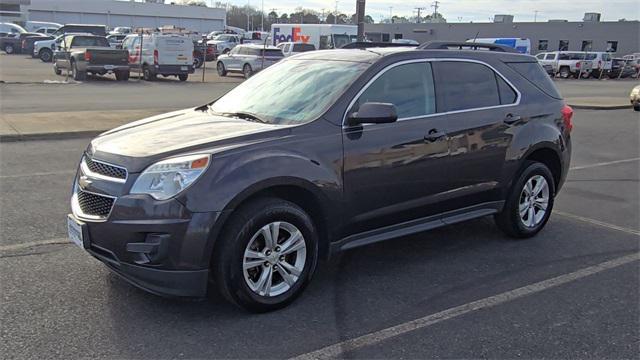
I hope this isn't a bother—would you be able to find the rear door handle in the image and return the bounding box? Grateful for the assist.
[424,129,448,142]
[504,113,522,125]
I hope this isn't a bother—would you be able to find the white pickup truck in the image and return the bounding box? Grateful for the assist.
[535,51,594,78]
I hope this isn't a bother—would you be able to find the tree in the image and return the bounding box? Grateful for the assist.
[350,13,375,24]
[176,0,207,6]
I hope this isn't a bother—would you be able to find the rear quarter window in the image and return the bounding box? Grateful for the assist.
[432,61,502,112]
[506,62,562,100]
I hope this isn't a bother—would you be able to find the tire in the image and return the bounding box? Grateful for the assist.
[243,64,253,79]
[5,44,14,54]
[115,70,130,81]
[39,49,52,62]
[559,67,570,79]
[633,102,640,112]
[142,65,156,81]
[212,197,319,313]
[53,63,61,75]
[216,62,227,76]
[580,70,591,79]
[178,74,188,82]
[494,161,556,239]
[193,55,203,69]
[71,61,86,81]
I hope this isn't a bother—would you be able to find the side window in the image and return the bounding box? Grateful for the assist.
[496,76,517,105]
[545,53,555,60]
[230,47,239,55]
[535,53,545,60]
[433,61,501,112]
[352,62,436,119]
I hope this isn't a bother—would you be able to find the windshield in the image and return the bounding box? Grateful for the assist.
[213,35,234,42]
[210,59,369,125]
[333,34,353,49]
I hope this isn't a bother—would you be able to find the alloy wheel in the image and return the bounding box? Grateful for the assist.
[242,221,306,297]
[519,175,549,228]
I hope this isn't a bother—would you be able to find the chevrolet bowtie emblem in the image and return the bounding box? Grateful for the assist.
[78,175,93,189]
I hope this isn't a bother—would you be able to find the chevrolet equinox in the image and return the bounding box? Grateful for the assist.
[68,42,573,312]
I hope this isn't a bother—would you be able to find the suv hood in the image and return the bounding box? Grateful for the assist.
[91,108,287,160]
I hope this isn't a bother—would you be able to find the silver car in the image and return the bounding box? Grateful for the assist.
[216,44,284,79]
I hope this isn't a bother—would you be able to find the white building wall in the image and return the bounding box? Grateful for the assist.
[25,0,225,33]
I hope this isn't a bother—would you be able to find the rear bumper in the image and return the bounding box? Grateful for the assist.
[83,64,130,73]
[153,64,195,75]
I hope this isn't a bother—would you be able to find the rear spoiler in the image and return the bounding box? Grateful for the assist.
[417,41,519,53]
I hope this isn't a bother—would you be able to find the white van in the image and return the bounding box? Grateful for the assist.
[468,38,531,54]
[122,33,194,81]
[272,24,357,50]
[25,21,61,32]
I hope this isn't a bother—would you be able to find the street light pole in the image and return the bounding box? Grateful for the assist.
[261,0,264,31]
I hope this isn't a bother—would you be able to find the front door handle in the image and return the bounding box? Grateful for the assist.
[424,129,447,142]
[504,113,522,125]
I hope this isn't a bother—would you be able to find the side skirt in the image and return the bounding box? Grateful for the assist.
[330,201,505,253]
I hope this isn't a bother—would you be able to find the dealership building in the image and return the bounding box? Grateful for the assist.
[365,14,640,56]
[1,0,226,33]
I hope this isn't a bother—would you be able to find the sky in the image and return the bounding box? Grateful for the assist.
[211,0,640,23]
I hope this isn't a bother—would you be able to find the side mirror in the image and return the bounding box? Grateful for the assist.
[347,102,398,126]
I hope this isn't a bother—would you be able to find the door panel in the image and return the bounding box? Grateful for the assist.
[342,61,453,235]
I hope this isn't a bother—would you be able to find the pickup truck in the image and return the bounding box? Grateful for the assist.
[535,51,593,78]
[53,34,130,81]
[0,32,45,54]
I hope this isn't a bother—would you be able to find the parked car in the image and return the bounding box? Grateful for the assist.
[35,27,59,35]
[68,43,572,312]
[536,51,593,78]
[0,32,45,54]
[109,27,132,36]
[193,40,216,68]
[53,34,130,81]
[106,34,127,49]
[276,42,316,57]
[51,24,107,37]
[631,85,640,111]
[207,34,241,55]
[25,21,61,32]
[22,34,54,57]
[0,22,26,36]
[216,44,284,79]
[122,33,194,81]
[608,58,637,79]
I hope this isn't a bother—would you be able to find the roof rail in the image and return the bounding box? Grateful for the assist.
[417,41,519,53]
[341,41,417,49]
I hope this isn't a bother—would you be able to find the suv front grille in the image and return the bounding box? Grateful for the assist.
[76,188,115,217]
[84,157,127,180]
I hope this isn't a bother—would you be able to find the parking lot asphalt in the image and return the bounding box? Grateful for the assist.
[1,109,638,359]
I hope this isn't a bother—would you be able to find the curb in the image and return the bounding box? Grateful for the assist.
[567,104,632,110]
[0,130,103,142]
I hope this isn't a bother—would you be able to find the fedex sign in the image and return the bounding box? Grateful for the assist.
[273,27,311,45]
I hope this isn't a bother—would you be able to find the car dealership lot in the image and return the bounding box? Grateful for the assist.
[1,107,638,358]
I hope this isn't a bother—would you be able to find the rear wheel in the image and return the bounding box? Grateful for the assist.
[115,70,130,81]
[559,67,570,79]
[212,197,318,313]
[243,64,253,79]
[39,49,52,62]
[5,44,14,54]
[495,161,555,239]
[178,74,188,82]
[142,65,156,81]
[71,61,86,81]
[216,62,227,76]
[633,101,640,111]
[193,55,203,69]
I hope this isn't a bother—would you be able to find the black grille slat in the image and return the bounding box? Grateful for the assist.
[85,157,127,180]
[77,189,114,217]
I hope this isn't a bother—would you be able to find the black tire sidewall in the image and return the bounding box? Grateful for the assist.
[216,62,226,76]
[40,49,52,62]
[243,64,252,79]
[506,162,556,237]
[216,198,318,312]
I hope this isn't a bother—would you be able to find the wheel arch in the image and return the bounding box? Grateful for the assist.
[522,145,563,190]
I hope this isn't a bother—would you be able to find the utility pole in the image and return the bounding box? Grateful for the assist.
[356,0,366,41]
[534,10,539,22]
[389,6,393,23]
[334,0,338,24]
[261,0,264,31]
[414,7,426,23]
[431,0,440,18]
[246,0,250,31]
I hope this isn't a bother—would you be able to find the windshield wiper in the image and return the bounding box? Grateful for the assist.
[221,111,269,123]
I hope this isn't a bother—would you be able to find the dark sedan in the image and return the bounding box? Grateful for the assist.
[22,34,54,57]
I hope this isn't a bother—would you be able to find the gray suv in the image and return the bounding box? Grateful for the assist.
[68,42,572,312]
[216,44,284,79]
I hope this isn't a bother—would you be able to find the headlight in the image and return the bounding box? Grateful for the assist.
[130,154,210,200]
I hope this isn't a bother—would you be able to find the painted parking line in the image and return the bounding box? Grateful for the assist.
[0,238,69,252]
[570,157,640,171]
[290,252,640,360]
[554,210,639,236]
[0,170,76,179]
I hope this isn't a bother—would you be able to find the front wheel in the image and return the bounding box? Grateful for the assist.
[495,161,555,239]
[216,62,227,76]
[4,44,14,54]
[243,64,253,79]
[39,49,52,62]
[212,197,318,313]
[178,74,188,82]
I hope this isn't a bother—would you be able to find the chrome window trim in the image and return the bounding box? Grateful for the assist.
[71,182,116,223]
[342,58,522,127]
[81,156,128,184]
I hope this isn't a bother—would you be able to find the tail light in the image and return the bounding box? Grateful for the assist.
[206,46,214,55]
[84,51,91,61]
[561,105,574,133]
[153,49,159,65]
[576,62,581,68]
